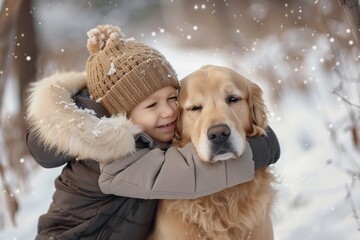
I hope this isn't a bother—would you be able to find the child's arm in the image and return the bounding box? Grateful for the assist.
[248,126,281,169]
[26,129,73,168]
[98,128,280,200]
[27,122,280,199]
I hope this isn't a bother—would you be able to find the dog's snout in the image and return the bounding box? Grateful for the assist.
[207,124,231,144]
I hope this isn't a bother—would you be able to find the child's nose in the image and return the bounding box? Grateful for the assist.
[161,103,175,117]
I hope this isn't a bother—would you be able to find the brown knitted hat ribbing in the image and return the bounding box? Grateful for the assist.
[86,25,179,116]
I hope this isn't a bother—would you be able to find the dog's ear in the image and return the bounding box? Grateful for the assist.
[248,82,268,136]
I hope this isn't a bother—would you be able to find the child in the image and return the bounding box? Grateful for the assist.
[26,25,280,240]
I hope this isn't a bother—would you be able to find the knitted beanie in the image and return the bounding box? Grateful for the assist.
[86,24,180,116]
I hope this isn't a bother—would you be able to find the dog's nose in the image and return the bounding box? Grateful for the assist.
[207,124,231,144]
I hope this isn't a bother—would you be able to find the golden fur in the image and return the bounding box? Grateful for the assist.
[149,65,276,240]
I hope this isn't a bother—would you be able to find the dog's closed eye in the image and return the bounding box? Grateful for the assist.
[186,105,203,111]
[226,95,242,104]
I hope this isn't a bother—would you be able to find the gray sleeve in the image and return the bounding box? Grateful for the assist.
[26,129,73,168]
[98,142,255,200]
[247,126,281,169]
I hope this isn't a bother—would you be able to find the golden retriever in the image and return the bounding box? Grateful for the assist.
[149,65,276,240]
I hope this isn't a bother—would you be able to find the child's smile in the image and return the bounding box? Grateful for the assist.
[156,119,177,132]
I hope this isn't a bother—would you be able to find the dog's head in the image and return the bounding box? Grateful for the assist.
[174,65,268,162]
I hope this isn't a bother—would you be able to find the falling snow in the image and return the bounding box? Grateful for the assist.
[1,1,360,240]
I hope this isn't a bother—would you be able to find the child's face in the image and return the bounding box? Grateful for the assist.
[129,86,178,143]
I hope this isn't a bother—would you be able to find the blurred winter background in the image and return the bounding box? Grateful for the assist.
[0,0,360,239]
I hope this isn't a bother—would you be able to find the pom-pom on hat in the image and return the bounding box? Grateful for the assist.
[86,24,179,116]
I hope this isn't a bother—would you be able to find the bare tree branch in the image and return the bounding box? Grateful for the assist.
[345,184,360,232]
[338,0,360,43]
[0,0,23,109]
[332,90,360,108]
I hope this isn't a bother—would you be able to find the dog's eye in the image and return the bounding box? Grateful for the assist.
[187,105,203,111]
[227,95,241,104]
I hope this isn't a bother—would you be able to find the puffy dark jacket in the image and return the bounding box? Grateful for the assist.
[33,159,157,240]
[27,89,158,240]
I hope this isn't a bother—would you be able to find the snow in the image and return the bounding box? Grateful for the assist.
[107,62,116,76]
[0,166,61,240]
[1,1,360,240]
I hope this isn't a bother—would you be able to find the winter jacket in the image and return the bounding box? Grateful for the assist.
[26,71,281,240]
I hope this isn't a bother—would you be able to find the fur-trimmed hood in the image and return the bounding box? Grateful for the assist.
[26,71,141,163]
